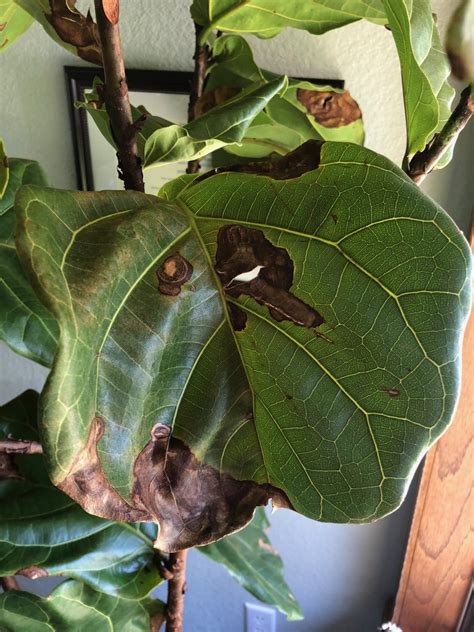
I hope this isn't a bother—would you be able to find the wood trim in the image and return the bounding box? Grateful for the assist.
[392,227,474,631]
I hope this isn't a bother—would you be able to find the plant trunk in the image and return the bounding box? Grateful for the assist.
[94,0,144,191]
[186,23,209,174]
[165,550,188,632]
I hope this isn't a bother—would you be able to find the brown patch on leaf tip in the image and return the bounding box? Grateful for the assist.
[46,1,101,65]
[17,566,48,580]
[58,421,292,551]
[57,416,151,523]
[195,86,241,118]
[215,225,324,329]
[157,254,193,296]
[297,88,362,128]
[131,423,290,552]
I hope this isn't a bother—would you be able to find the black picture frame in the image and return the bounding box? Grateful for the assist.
[65,66,345,191]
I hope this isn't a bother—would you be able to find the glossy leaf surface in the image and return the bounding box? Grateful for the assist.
[383,0,455,159]
[0,0,32,52]
[191,0,386,41]
[0,158,58,366]
[0,391,163,599]
[200,508,302,620]
[0,580,164,632]
[144,77,287,167]
[16,142,471,552]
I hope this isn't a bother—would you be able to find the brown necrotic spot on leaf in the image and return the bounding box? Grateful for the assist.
[199,140,322,183]
[215,225,324,329]
[57,416,151,523]
[297,88,362,128]
[17,566,49,580]
[131,423,290,552]
[228,302,247,331]
[47,0,101,65]
[157,254,193,296]
[57,421,291,550]
[382,387,400,397]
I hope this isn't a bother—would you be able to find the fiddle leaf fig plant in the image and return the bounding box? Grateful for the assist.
[0,0,472,630]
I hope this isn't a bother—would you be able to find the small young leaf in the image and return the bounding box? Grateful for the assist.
[0,391,163,599]
[200,508,303,621]
[0,158,59,367]
[15,142,471,552]
[0,580,164,631]
[0,1,33,52]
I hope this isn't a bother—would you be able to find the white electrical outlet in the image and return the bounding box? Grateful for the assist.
[245,603,276,632]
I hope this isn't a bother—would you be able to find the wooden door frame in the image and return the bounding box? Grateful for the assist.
[392,223,473,631]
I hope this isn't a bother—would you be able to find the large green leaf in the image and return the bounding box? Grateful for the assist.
[0,157,58,367]
[15,141,471,553]
[204,35,364,159]
[383,0,455,160]
[200,508,302,620]
[191,0,386,42]
[0,0,32,52]
[144,76,287,167]
[0,580,164,631]
[0,391,163,599]
[14,0,101,64]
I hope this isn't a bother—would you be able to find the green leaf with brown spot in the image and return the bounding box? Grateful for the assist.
[0,580,164,632]
[200,508,302,620]
[0,0,33,52]
[15,141,471,552]
[204,35,364,159]
[0,391,164,599]
[0,157,58,366]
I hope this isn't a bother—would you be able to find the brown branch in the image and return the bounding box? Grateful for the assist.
[408,85,474,185]
[0,576,19,591]
[165,550,188,632]
[186,23,210,174]
[94,0,144,191]
[0,439,43,455]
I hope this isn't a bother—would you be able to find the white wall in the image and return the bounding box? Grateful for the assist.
[0,1,472,631]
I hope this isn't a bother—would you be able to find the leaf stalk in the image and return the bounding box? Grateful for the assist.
[407,85,473,185]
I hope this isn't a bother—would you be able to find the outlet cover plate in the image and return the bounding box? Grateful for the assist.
[245,603,276,632]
